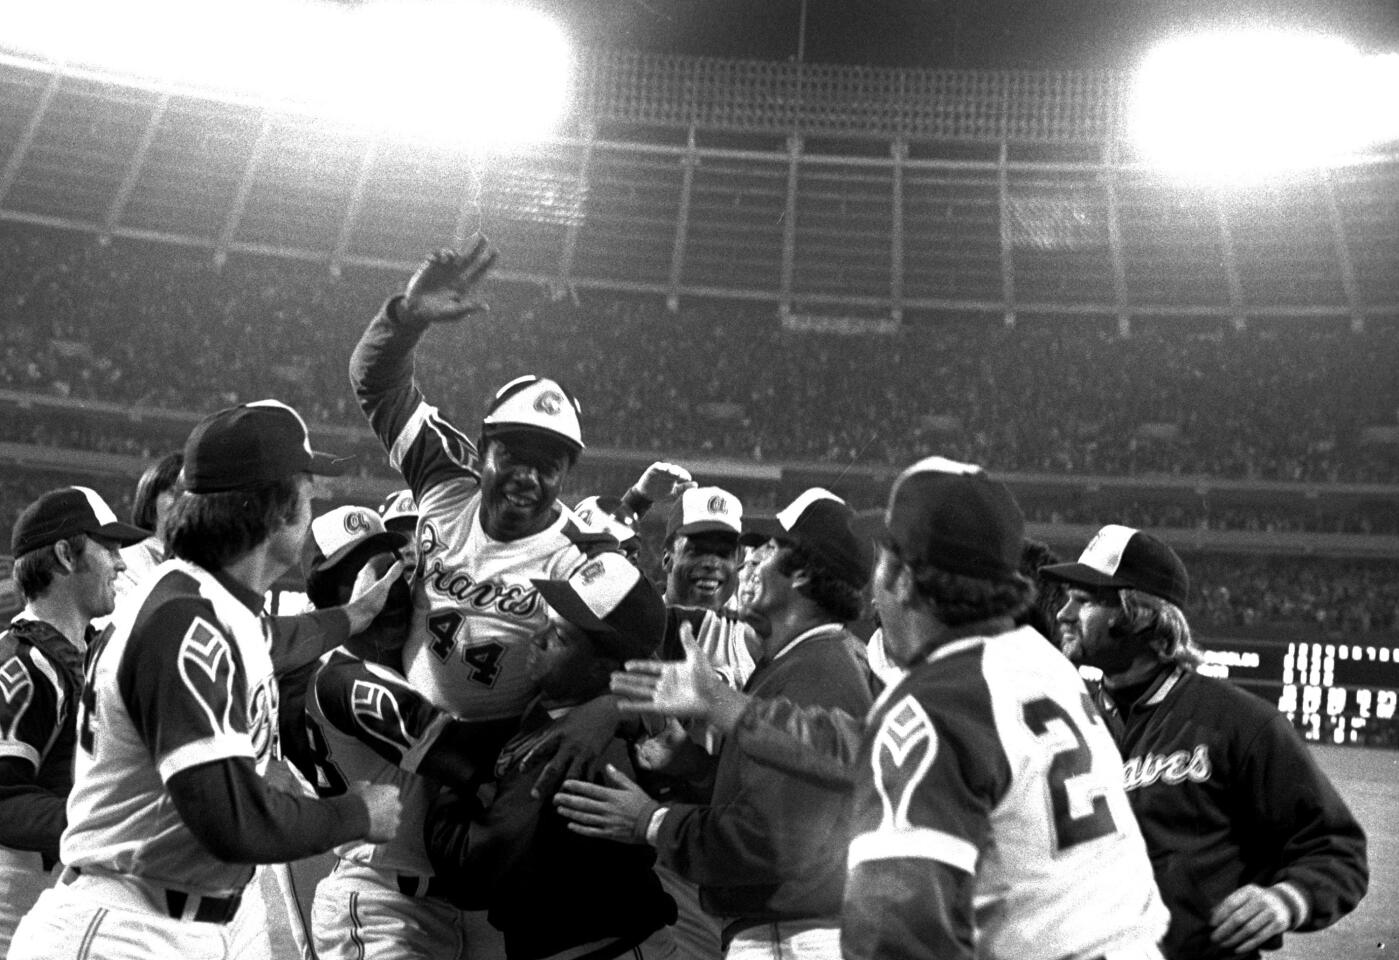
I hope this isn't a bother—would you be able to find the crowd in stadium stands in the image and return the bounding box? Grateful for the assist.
[1,470,1395,636]
[3,225,1399,482]
[3,224,1399,635]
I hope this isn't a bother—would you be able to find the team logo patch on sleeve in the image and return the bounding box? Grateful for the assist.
[0,658,34,738]
[178,618,237,734]
[351,679,415,761]
[873,695,939,830]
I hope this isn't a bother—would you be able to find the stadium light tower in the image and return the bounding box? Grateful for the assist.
[1,0,572,149]
[1129,29,1399,184]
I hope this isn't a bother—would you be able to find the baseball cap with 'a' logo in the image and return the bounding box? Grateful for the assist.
[666,486,743,540]
[482,375,584,455]
[533,552,666,662]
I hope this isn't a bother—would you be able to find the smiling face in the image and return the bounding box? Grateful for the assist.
[478,432,573,541]
[70,535,127,621]
[526,614,609,706]
[663,530,742,609]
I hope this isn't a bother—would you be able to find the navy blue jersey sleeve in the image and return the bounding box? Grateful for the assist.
[0,756,65,859]
[268,608,352,675]
[1239,710,1368,929]
[167,756,369,864]
[0,640,72,857]
[349,297,481,499]
[118,595,260,777]
[312,650,485,789]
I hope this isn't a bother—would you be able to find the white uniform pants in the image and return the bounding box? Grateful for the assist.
[9,876,236,960]
[0,848,59,959]
[723,920,840,960]
[312,860,474,960]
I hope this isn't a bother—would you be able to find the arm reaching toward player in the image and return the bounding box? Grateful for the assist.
[610,623,751,734]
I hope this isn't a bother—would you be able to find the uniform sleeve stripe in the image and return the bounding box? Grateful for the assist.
[0,743,40,767]
[388,401,435,472]
[403,711,453,774]
[848,828,979,874]
[158,735,255,782]
[27,648,63,715]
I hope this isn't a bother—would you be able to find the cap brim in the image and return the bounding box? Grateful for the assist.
[96,521,153,547]
[533,579,610,633]
[738,516,786,547]
[1039,561,1130,592]
[316,531,407,574]
[309,451,350,477]
[676,522,741,540]
[483,423,584,454]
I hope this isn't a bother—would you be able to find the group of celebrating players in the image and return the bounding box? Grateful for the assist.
[0,238,1369,960]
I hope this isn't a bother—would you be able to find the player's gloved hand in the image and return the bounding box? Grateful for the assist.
[397,238,498,325]
[553,764,660,845]
[1209,883,1298,954]
[631,461,695,503]
[515,693,622,799]
[353,781,404,844]
[610,623,751,734]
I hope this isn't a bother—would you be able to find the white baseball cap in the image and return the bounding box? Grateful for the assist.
[666,486,743,539]
[482,375,583,454]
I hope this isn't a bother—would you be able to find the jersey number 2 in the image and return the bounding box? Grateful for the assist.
[1022,696,1116,852]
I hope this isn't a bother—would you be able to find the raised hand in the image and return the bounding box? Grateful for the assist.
[400,238,498,324]
[632,461,695,503]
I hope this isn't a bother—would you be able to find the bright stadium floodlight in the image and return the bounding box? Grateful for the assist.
[1130,30,1399,184]
[1,0,572,149]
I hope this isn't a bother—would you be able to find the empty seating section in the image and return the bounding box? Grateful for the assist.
[0,57,1394,319]
[901,167,1003,304]
[574,145,685,289]
[792,158,894,303]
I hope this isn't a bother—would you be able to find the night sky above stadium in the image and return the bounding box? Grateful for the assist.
[524,0,1399,69]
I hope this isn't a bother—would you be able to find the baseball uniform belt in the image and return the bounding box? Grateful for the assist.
[60,866,243,924]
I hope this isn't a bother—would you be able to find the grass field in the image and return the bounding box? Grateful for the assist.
[1273,746,1398,959]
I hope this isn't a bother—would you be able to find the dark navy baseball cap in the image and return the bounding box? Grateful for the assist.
[12,486,151,557]
[533,552,666,662]
[741,488,871,589]
[182,399,346,493]
[882,456,1024,582]
[1041,525,1190,608]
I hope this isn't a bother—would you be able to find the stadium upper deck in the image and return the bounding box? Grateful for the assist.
[0,52,1395,326]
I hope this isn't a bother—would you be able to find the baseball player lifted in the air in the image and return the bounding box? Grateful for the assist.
[605,458,1171,960]
[352,242,604,733]
[0,487,149,956]
[350,240,697,795]
[1044,525,1369,960]
[9,400,403,960]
